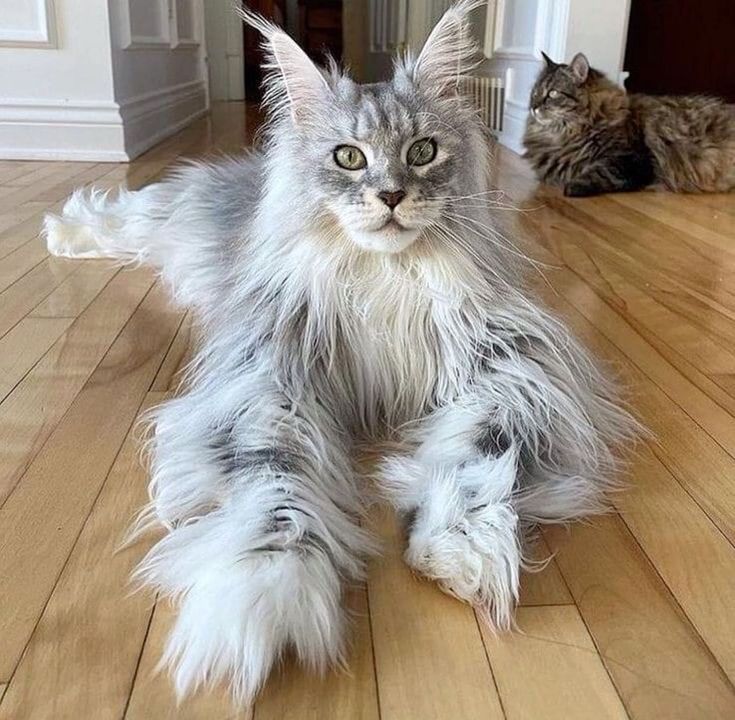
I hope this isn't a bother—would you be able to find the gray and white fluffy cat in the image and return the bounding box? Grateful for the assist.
[44,1,636,704]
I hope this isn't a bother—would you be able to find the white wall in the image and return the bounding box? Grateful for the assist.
[0,0,209,161]
[565,0,631,81]
[0,0,122,160]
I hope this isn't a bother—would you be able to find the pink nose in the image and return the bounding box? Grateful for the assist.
[377,190,406,209]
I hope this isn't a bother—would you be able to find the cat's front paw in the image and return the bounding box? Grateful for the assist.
[381,452,521,628]
[406,486,521,628]
[563,181,599,197]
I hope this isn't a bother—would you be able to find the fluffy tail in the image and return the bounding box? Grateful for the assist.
[44,185,169,262]
[43,157,256,311]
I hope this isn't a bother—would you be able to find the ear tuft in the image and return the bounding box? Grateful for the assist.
[234,4,330,122]
[568,52,590,83]
[409,0,484,96]
[540,51,557,68]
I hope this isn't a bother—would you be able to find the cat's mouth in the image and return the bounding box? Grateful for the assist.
[378,218,407,232]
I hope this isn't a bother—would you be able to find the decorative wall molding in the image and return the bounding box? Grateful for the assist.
[483,0,571,152]
[0,79,206,161]
[118,79,204,121]
[0,97,127,161]
[120,0,171,50]
[0,98,121,126]
[121,79,207,159]
[0,0,58,49]
[120,0,200,51]
[171,0,200,49]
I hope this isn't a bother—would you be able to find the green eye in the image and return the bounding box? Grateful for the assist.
[334,145,367,170]
[407,138,437,167]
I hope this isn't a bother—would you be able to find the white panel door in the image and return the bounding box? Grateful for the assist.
[203,0,244,101]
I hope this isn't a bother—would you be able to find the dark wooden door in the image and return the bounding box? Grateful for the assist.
[624,0,735,102]
[243,0,288,99]
[298,0,343,62]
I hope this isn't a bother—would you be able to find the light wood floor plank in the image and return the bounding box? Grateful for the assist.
[0,258,78,338]
[0,394,164,720]
[0,268,154,505]
[535,219,735,423]
[0,161,44,185]
[0,284,181,680]
[0,317,73,402]
[542,274,735,544]
[482,605,628,720]
[149,312,192,392]
[610,192,735,257]
[367,506,504,720]
[537,283,735,677]
[0,201,52,255]
[518,536,572,606]
[253,588,380,720]
[29,262,118,319]
[0,163,99,214]
[616,446,735,682]
[124,603,253,720]
[0,238,48,293]
[545,517,735,720]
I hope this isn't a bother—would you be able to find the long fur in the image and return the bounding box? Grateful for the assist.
[43,2,637,704]
[524,52,735,195]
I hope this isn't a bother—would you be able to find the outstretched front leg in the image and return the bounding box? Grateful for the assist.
[379,355,629,628]
[135,368,373,702]
[380,408,523,628]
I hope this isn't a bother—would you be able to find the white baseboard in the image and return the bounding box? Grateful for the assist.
[120,80,209,160]
[0,99,128,161]
[0,80,208,162]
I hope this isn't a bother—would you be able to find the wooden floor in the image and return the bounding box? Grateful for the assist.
[1,102,734,719]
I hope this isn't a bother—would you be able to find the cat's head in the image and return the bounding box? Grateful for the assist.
[529,52,595,127]
[239,1,488,255]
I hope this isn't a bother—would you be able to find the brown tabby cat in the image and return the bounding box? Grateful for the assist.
[523,52,735,197]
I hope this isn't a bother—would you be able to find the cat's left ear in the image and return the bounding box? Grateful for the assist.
[410,0,482,96]
[541,51,557,68]
[236,6,331,123]
[568,52,590,83]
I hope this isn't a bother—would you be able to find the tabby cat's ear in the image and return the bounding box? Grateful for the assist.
[410,0,482,96]
[541,51,557,68]
[568,53,590,83]
[236,6,330,123]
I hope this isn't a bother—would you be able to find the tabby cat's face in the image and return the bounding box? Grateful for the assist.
[529,53,591,127]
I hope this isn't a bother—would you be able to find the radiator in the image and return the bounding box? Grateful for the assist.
[461,75,506,133]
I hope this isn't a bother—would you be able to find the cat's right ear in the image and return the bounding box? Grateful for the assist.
[235,6,330,123]
[407,0,483,97]
[568,52,590,83]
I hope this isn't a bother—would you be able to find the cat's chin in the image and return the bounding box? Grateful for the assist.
[349,225,421,254]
